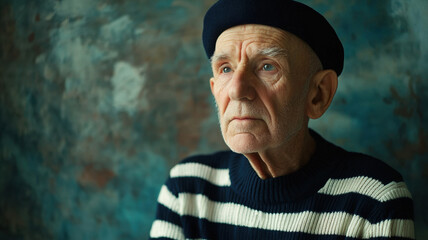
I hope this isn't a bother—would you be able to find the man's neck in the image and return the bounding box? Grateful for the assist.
[244,128,316,179]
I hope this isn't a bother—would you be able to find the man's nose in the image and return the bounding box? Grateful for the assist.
[228,66,256,101]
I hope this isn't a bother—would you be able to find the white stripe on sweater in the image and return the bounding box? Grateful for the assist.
[171,162,231,186]
[318,176,412,202]
[158,185,180,213]
[158,187,414,239]
[170,164,412,202]
[150,220,185,239]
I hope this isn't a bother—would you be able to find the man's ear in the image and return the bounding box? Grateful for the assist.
[210,77,215,94]
[306,70,338,119]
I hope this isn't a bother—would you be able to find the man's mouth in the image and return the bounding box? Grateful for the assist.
[232,117,258,121]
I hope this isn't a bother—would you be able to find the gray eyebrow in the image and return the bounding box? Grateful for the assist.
[257,47,288,58]
[210,47,288,63]
[210,54,229,64]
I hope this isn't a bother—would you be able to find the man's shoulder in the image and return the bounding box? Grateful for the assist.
[320,150,413,208]
[336,150,404,184]
[314,130,404,184]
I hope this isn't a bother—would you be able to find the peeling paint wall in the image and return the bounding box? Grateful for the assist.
[0,0,427,239]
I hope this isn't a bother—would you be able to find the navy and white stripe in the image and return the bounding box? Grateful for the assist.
[150,131,414,239]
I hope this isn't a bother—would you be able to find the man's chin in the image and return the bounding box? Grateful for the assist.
[225,135,264,154]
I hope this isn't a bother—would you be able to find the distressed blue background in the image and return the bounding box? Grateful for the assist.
[0,0,427,239]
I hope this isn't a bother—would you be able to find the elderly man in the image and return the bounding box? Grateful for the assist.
[150,0,414,239]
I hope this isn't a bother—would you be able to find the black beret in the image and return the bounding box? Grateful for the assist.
[202,0,344,76]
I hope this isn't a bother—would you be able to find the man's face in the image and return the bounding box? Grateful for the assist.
[210,24,313,154]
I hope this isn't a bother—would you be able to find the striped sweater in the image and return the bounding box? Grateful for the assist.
[150,131,414,239]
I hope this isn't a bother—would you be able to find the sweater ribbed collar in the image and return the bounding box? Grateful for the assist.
[229,130,342,203]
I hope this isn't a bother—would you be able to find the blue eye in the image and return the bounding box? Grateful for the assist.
[222,67,232,73]
[262,64,275,71]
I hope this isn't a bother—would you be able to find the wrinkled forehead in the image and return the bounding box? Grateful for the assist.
[212,24,303,61]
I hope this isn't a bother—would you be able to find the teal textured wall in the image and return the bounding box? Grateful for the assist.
[0,0,427,239]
